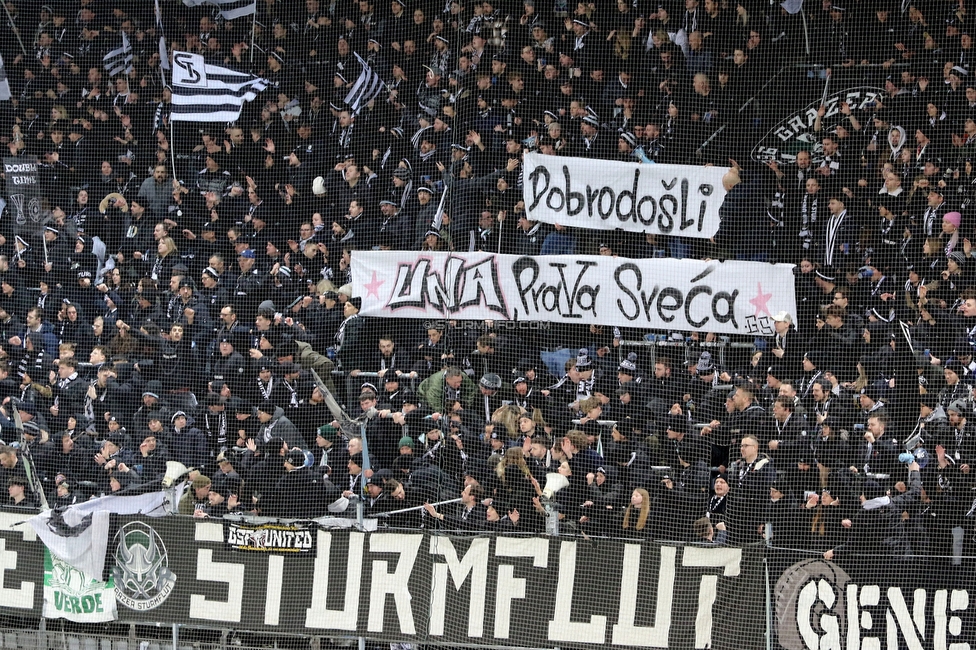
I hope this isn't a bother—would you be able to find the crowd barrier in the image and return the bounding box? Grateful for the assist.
[1,509,974,649]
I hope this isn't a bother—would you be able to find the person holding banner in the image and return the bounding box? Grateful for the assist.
[713,161,767,261]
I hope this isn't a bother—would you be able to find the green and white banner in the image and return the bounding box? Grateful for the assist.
[43,549,117,622]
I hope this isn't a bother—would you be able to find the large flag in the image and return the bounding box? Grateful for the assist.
[155,0,170,71]
[0,52,10,101]
[343,52,386,115]
[43,549,117,623]
[170,51,269,122]
[182,0,256,21]
[103,31,133,77]
[29,489,178,582]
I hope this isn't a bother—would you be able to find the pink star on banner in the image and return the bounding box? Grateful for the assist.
[364,271,385,299]
[749,283,773,318]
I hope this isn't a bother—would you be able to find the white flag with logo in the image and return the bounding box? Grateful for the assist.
[170,51,269,122]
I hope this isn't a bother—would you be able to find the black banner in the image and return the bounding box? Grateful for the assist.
[2,156,44,232]
[8,511,973,649]
[1,512,764,649]
[770,549,976,650]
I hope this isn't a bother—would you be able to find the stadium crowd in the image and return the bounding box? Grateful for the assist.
[0,0,975,560]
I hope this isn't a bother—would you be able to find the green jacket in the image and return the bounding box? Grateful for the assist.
[417,370,477,414]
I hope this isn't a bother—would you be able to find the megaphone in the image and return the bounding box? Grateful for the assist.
[162,461,192,487]
[542,472,569,499]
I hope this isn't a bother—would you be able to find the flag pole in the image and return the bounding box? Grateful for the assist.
[249,12,256,65]
[0,0,27,56]
[169,117,178,181]
[820,69,831,107]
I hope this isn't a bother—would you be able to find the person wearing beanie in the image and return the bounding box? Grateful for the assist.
[823,458,921,561]
[336,295,368,374]
[132,429,170,484]
[943,211,963,254]
[169,411,209,471]
[390,435,416,476]
[179,474,212,516]
[660,413,708,469]
[939,360,972,410]
[254,400,304,451]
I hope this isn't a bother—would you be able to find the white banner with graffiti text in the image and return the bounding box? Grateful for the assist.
[521,152,729,239]
[352,252,796,336]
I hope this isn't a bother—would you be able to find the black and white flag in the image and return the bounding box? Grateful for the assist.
[170,51,268,123]
[182,0,257,21]
[343,53,386,115]
[156,0,170,71]
[103,31,133,77]
[0,53,10,101]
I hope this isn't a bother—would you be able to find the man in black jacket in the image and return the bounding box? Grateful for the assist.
[726,435,776,545]
[713,165,767,261]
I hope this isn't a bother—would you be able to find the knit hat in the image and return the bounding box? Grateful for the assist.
[285,448,306,468]
[860,384,882,402]
[664,414,687,434]
[948,399,970,415]
[944,211,963,228]
[618,352,638,374]
[696,351,715,373]
[398,436,415,449]
[948,251,967,266]
[946,359,967,376]
[480,373,502,390]
[317,424,338,442]
[142,380,163,399]
[575,348,592,369]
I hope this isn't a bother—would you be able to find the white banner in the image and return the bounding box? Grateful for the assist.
[521,152,729,239]
[43,549,117,623]
[352,252,796,336]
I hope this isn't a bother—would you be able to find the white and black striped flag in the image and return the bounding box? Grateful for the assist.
[182,0,256,21]
[0,53,10,101]
[343,53,386,115]
[156,0,170,71]
[103,31,133,77]
[170,52,269,123]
